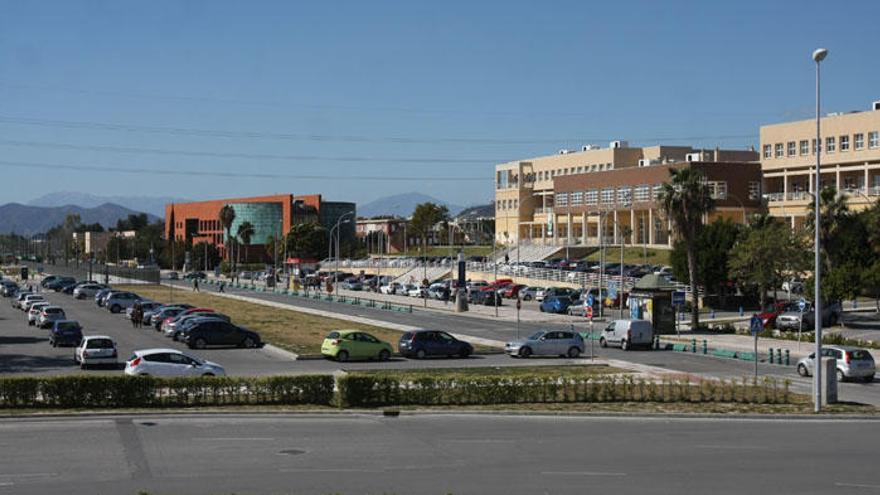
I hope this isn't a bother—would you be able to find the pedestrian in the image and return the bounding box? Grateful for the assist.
[131,303,141,329]
[219,281,225,293]
[193,278,200,292]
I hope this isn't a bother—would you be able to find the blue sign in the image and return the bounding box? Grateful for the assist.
[750,314,763,335]
[607,282,618,300]
[586,294,594,308]
[798,298,807,313]
[672,291,686,306]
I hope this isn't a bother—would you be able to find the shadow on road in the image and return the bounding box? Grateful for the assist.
[0,335,49,345]
[0,353,75,373]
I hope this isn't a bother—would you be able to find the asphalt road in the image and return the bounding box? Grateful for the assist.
[0,413,878,495]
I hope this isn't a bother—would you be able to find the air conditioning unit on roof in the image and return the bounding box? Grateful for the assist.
[610,140,628,149]
[873,100,880,111]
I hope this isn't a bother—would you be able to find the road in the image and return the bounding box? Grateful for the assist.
[0,413,878,494]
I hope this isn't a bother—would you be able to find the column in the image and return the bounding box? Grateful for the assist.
[648,208,655,245]
[667,218,673,246]
[567,214,572,245]
[582,212,587,245]
[808,168,814,193]
[835,165,841,191]
[613,210,619,244]
[630,209,635,246]
[783,170,788,199]
[865,167,870,194]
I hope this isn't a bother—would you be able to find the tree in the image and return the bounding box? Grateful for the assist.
[729,219,810,310]
[116,213,149,232]
[236,221,255,264]
[409,202,449,249]
[192,241,220,272]
[218,205,236,267]
[670,218,741,297]
[286,221,328,260]
[659,167,715,330]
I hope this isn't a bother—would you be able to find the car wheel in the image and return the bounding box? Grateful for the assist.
[519,346,532,358]
[379,349,391,361]
[567,347,581,358]
[80,362,88,370]
[837,369,845,383]
[599,338,607,348]
[193,338,207,350]
[797,364,809,377]
[459,347,471,358]
[415,348,427,359]
[523,295,531,301]
[242,337,257,348]
[51,340,57,348]
[621,339,630,351]
[336,350,349,362]
[110,304,121,314]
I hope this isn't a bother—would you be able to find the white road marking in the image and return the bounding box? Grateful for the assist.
[835,482,880,490]
[193,437,274,441]
[693,444,770,450]
[541,471,627,477]
[280,468,380,473]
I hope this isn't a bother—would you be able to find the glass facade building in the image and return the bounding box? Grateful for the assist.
[226,202,284,247]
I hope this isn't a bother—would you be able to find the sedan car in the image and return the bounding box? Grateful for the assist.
[398,330,472,359]
[379,283,402,295]
[73,283,106,300]
[539,295,577,314]
[183,320,262,349]
[321,330,392,362]
[125,348,225,377]
[37,306,67,328]
[27,302,51,325]
[74,336,118,369]
[125,301,161,320]
[520,286,542,301]
[340,279,364,291]
[797,346,875,383]
[49,320,83,347]
[104,292,141,313]
[775,301,843,330]
[505,330,585,358]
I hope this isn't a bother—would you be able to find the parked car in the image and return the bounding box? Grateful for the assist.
[49,320,83,347]
[796,346,875,382]
[599,319,654,350]
[40,275,60,288]
[407,285,428,298]
[183,320,262,349]
[72,283,106,300]
[472,288,502,306]
[125,301,161,320]
[37,306,66,329]
[74,336,118,369]
[775,301,843,330]
[150,306,189,330]
[380,282,402,295]
[183,271,207,280]
[520,286,542,301]
[340,279,364,291]
[59,280,81,294]
[505,330,584,358]
[167,271,179,280]
[0,280,18,297]
[163,311,229,337]
[12,291,34,309]
[170,315,228,341]
[398,330,472,359]
[94,288,113,306]
[782,279,805,294]
[125,348,225,377]
[502,284,527,299]
[27,302,51,325]
[45,277,76,291]
[320,330,393,362]
[757,301,797,329]
[105,292,141,313]
[539,295,577,314]
[22,295,47,313]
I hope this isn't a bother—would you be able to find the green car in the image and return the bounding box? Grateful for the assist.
[321,330,393,362]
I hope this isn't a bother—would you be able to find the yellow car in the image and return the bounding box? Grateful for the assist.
[321,330,393,362]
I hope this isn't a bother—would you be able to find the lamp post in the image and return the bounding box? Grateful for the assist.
[812,47,828,413]
[329,212,354,290]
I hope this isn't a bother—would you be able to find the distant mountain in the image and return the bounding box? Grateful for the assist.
[455,203,494,220]
[358,193,464,219]
[0,203,160,236]
[27,191,188,218]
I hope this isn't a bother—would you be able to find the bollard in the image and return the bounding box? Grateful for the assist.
[691,338,697,353]
[768,348,774,364]
[775,348,782,365]
[702,339,708,355]
[738,306,744,317]
[654,335,660,350]
[784,349,790,366]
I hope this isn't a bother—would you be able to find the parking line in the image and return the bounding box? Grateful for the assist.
[541,471,627,477]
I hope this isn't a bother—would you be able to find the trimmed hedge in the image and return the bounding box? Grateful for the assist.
[336,374,792,408]
[0,375,335,409]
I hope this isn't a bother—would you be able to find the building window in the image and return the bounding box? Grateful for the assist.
[826,136,836,153]
[706,181,728,200]
[855,133,865,150]
[840,135,850,152]
[585,190,598,205]
[601,188,615,204]
[787,141,796,156]
[652,184,664,201]
[557,193,569,207]
[748,181,761,201]
[570,192,583,206]
[763,144,772,158]
[774,143,784,158]
[870,131,879,149]
[616,187,632,205]
[799,140,809,155]
[634,185,650,202]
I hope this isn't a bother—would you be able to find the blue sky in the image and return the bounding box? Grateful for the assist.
[1,0,878,208]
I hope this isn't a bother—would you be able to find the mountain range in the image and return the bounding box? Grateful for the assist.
[0,203,160,236]
[358,192,465,218]
[27,191,188,218]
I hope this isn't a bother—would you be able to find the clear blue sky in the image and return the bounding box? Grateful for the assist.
[1,0,878,208]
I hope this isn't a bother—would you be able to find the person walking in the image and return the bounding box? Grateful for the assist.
[131,302,141,329]
[219,280,225,293]
[193,277,200,292]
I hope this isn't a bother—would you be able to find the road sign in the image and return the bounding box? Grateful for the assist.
[798,298,807,312]
[750,314,763,335]
[607,282,618,300]
[672,291,686,306]
[586,294,594,308]
[516,297,521,311]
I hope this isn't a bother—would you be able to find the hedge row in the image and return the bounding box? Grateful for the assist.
[0,375,335,409]
[336,375,792,408]
[0,374,792,409]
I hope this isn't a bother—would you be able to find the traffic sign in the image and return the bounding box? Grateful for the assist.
[672,291,686,306]
[516,297,522,311]
[798,298,807,312]
[586,294,594,308]
[750,314,763,335]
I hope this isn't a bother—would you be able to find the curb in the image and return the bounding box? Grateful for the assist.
[262,344,299,361]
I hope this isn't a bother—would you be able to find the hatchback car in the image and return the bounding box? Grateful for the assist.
[321,330,393,362]
[398,330,472,359]
[796,346,875,382]
[539,295,577,314]
[37,306,67,328]
[27,301,51,325]
[183,320,262,349]
[20,294,45,311]
[75,336,118,369]
[105,292,140,313]
[505,330,585,358]
[49,320,83,347]
[125,348,225,377]
[72,283,106,300]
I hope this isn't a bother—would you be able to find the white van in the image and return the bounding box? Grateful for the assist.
[599,319,654,350]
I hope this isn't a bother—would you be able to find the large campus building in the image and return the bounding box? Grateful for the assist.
[494,143,760,247]
[760,100,880,229]
[165,194,356,262]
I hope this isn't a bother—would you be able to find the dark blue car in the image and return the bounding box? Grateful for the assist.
[398,330,473,359]
[540,295,577,314]
[49,320,83,347]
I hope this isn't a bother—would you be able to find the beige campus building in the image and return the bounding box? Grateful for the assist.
[495,142,760,247]
[761,101,880,228]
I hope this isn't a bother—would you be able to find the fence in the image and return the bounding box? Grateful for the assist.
[24,261,160,285]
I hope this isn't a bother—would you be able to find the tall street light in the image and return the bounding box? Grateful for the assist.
[330,212,355,289]
[812,47,828,413]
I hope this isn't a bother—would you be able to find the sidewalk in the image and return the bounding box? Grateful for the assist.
[663,332,818,360]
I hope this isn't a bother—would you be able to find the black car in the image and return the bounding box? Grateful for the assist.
[183,271,207,280]
[46,277,76,291]
[472,288,502,306]
[184,320,262,349]
[49,320,83,347]
[398,330,472,359]
[40,275,60,288]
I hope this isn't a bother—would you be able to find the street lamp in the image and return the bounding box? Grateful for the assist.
[812,47,828,413]
[329,212,354,289]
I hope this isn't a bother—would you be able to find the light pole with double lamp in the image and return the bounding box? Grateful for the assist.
[812,47,828,413]
[330,212,354,290]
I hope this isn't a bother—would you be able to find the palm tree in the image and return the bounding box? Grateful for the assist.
[805,186,850,273]
[218,205,236,269]
[237,221,255,264]
[659,167,715,331]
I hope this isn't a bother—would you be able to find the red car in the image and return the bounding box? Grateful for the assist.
[757,301,796,329]
[502,284,527,299]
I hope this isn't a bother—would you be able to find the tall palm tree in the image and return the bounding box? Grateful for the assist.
[806,186,850,273]
[659,167,715,331]
[218,205,236,268]
[237,221,255,264]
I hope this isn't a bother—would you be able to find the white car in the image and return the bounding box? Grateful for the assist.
[27,302,51,325]
[72,284,105,300]
[20,294,45,311]
[37,306,66,329]
[380,283,402,295]
[407,286,427,298]
[11,291,33,309]
[125,348,226,377]
[75,336,118,369]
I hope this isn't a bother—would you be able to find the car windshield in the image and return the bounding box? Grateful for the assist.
[849,350,874,361]
[528,331,545,340]
[87,339,114,349]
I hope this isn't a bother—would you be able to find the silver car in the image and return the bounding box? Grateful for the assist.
[505,330,585,358]
[796,345,875,382]
[72,284,106,300]
[37,306,67,329]
[105,292,140,313]
[75,336,118,369]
